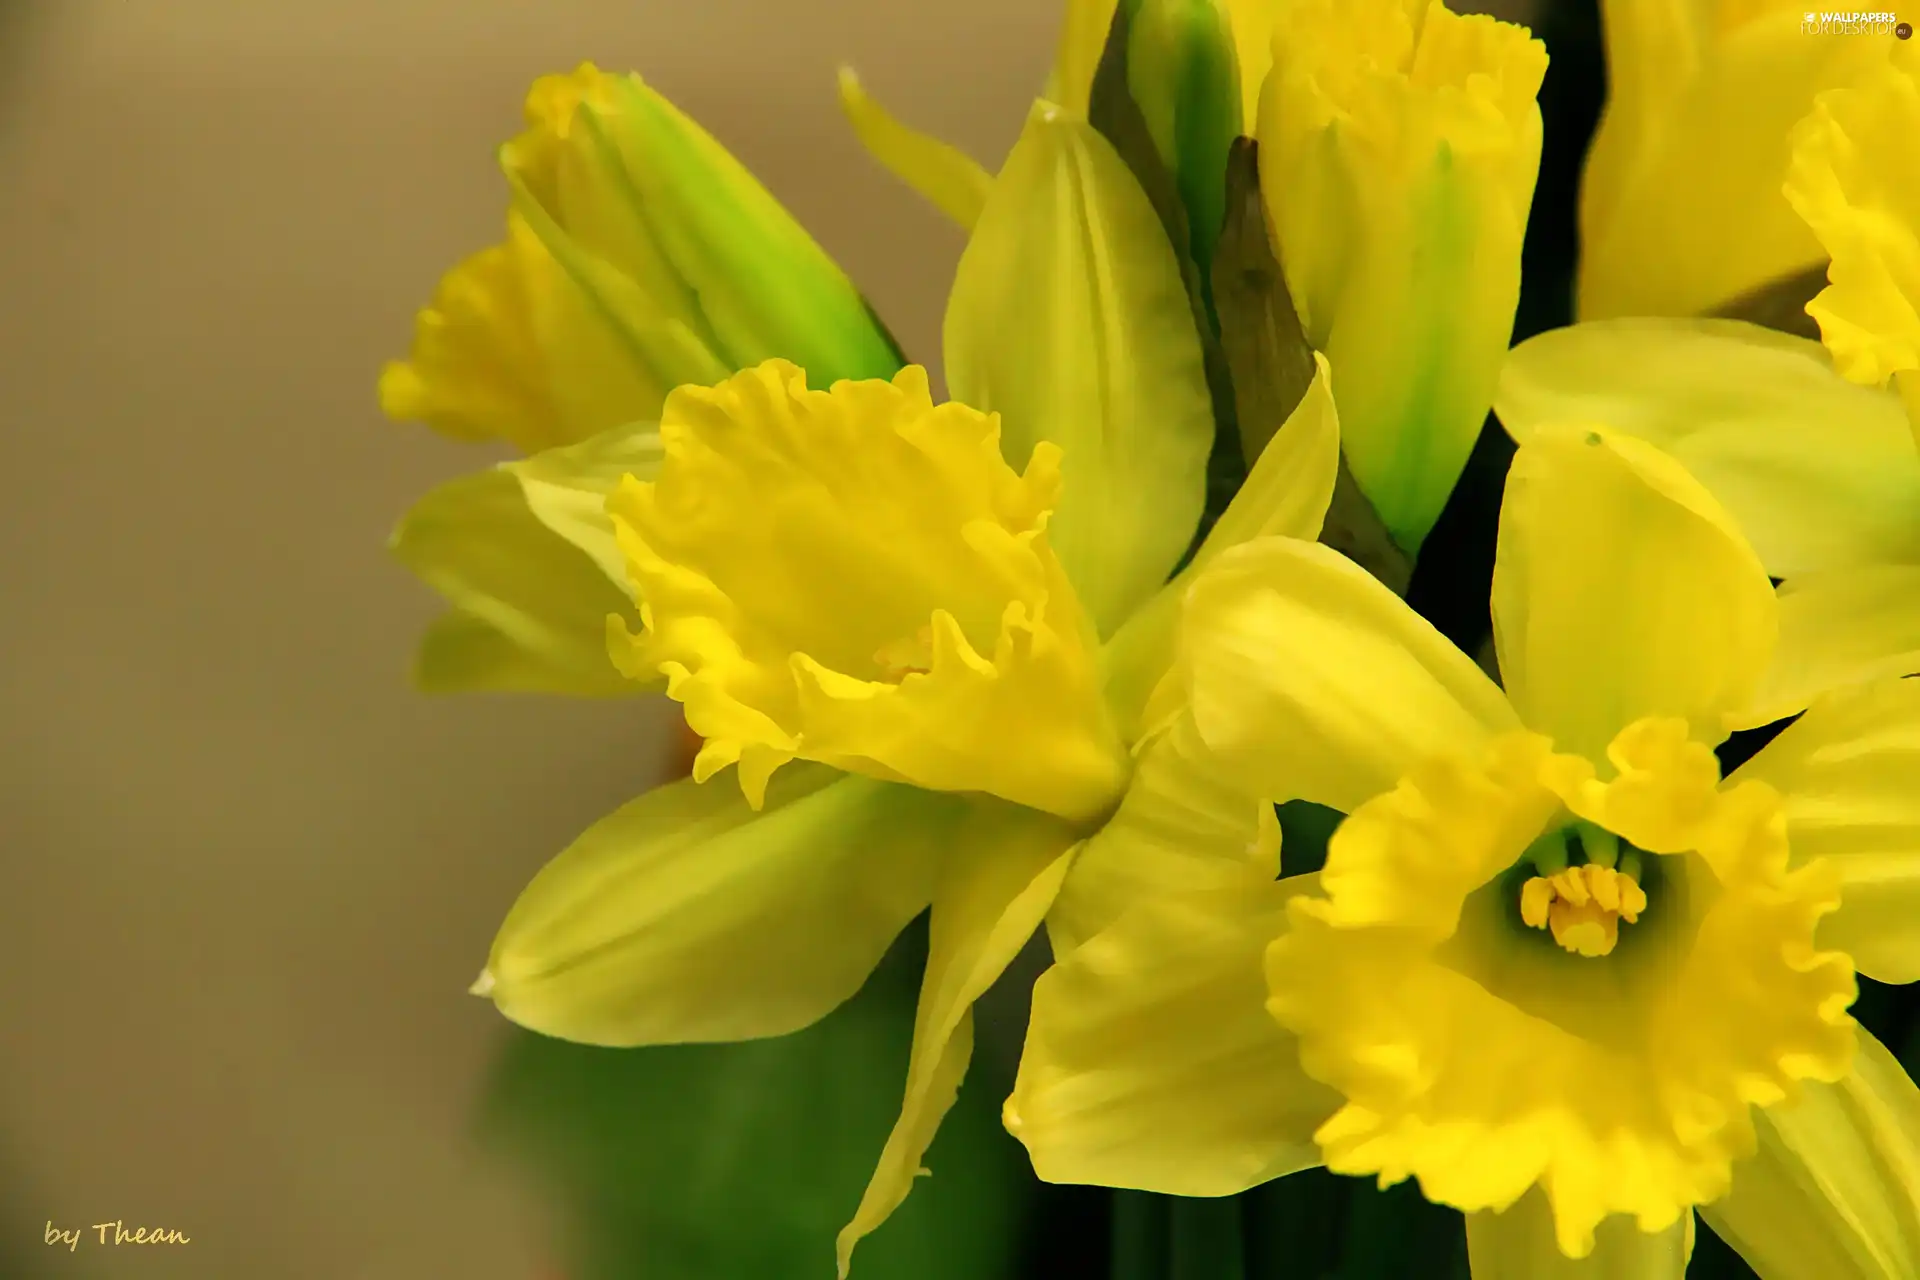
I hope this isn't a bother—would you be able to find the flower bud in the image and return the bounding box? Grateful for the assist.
[381,64,901,452]
[1125,0,1243,271]
[1257,0,1546,551]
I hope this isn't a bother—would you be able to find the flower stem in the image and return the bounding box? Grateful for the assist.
[1111,1191,1170,1280]
[1170,1197,1245,1280]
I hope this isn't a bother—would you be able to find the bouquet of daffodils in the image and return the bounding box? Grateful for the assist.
[382,0,1920,1275]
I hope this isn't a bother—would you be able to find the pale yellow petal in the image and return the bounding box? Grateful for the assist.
[1493,425,1778,763]
[1095,352,1340,741]
[1701,1026,1920,1280]
[1182,536,1517,814]
[1224,0,1276,130]
[1734,678,1920,983]
[1008,878,1335,1195]
[1053,0,1123,116]
[1048,702,1279,957]
[1191,351,1341,564]
[390,466,642,697]
[836,801,1080,1276]
[836,68,994,230]
[1496,319,1920,577]
[1578,4,1889,320]
[1466,1189,1693,1279]
[506,418,664,584]
[1743,566,1920,727]
[481,766,955,1045]
[945,102,1216,635]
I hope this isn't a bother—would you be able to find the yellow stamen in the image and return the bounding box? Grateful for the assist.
[1520,862,1646,957]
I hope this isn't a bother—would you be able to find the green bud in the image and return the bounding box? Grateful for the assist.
[1123,0,1241,275]
[383,64,903,452]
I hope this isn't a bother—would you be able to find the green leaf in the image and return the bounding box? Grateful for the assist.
[475,930,1037,1280]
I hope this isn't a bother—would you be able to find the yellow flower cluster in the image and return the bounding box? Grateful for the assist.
[377,6,1920,1278]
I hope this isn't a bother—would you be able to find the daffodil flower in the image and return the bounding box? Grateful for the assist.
[1497,46,1920,728]
[1577,0,1894,321]
[1008,424,1920,1277]
[470,94,1351,1276]
[382,63,902,695]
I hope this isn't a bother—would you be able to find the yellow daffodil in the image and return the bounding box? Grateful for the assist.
[470,95,1350,1276]
[1499,46,1920,725]
[1255,0,1546,550]
[1008,424,1920,1276]
[1577,0,1894,321]
[382,63,902,695]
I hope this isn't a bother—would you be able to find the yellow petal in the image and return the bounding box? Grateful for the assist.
[1743,566,1920,727]
[1191,351,1341,565]
[1493,425,1778,765]
[504,418,666,587]
[835,68,994,230]
[380,215,664,452]
[1785,42,1920,395]
[945,101,1216,635]
[1048,702,1279,956]
[836,801,1080,1276]
[1096,352,1341,742]
[1052,0,1123,116]
[1009,877,1336,1195]
[1578,3,1890,319]
[1734,678,1920,983]
[391,465,642,697]
[1181,535,1517,814]
[480,765,954,1044]
[1466,1189,1693,1279]
[1701,1025,1920,1280]
[1224,0,1276,129]
[1258,0,1546,549]
[1496,319,1920,577]
[610,361,1128,821]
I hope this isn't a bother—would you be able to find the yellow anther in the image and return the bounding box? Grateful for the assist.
[1519,862,1646,957]
[1520,876,1555,929]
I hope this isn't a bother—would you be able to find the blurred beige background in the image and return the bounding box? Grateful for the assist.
[0,1,1536,1277]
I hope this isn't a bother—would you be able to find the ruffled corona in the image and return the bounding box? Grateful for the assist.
[608,360,1130,823]
[1785,44,1920,437]
[1268,719,1857,1258]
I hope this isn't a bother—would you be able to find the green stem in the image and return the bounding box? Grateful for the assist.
[1170,1197,1245,1280]
[1112,1190,1171,1280]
